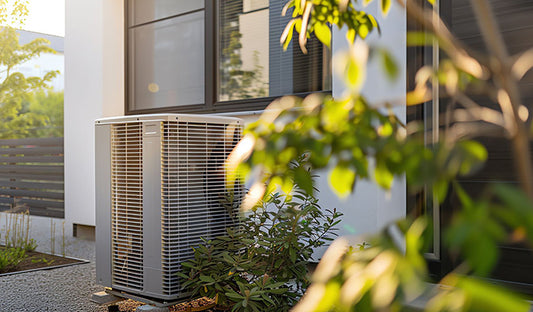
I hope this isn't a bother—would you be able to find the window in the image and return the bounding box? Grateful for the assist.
[127,1,205,111]
[125,0,331,114]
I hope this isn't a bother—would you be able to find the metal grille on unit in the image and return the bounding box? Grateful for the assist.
[111,122,144,291]
[161,121,242,296]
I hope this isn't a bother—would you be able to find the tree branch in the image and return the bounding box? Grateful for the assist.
[397,0,488,79]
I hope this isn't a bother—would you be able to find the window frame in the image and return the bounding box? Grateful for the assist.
[124,0,332,115]
[406,0,449,277]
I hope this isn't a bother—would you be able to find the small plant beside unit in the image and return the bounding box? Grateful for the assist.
[179,162,342,311]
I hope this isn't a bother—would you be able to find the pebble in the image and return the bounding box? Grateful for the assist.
[0,238,103,311]
[0,238,217,312]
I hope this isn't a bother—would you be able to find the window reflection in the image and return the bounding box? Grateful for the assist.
[218,0,331,102]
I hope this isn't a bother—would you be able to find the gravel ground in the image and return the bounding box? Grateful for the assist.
[0,217,216,312]
[0,238,106,312]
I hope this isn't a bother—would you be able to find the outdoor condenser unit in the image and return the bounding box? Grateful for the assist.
[95,114,243,301]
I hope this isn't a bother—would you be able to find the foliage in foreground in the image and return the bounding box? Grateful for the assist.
[180,164,342,311]
[226,0,533,311]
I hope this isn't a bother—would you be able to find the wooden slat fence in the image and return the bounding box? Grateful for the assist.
[0,137,64,218]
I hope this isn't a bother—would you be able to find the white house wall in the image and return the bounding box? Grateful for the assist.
[63,1,405,249]
[323,2,407,246]
[64,0,124,229]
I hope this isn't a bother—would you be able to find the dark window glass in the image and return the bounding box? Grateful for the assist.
[218,0,331,102]
[128,10,205,111]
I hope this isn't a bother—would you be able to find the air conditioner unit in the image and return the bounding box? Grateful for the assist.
[95,114,243,301]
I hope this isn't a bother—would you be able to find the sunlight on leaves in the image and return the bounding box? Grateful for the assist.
[380,49,398,81]
[314,21,331,48]
[381,0,391,16]
[374,160,393,189]
[329,165,356,198]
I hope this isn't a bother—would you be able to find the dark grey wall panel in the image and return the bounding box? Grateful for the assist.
[0,137,64,218]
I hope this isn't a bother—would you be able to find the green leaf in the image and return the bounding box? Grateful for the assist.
[199,275,215,283]
[358,24,369,39]
[222,252,236,264]
[345,57,364,90]
[329,165,356,198]
[294,166,314,195]
[375,160,393,189]
[176,272,189,279]
[380,49,398,80]
[459,140,487,160]
[492,184,533,241]
[314,22,331,48]
[181,262,195,269]
[458,277,529,312]
[268,287,289,294]
[457,140,487,175]
[261,293,275,305]
[466,235,498,276]
[289,246,297,263]
[346,28,356,43]
[454,182,473,209]
[381,0,391,15]
[433,180,448,204]
[368,14,380,33]
[493,184,533,215]
[226,291,245,300]
[406,31,435,46]
[316,281,341,311]
[405,218,427,268]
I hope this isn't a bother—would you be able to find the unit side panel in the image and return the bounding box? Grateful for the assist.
[95,124,112,286]
[142,121,164,296]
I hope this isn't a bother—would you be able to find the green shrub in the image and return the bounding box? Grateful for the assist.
[0,247,26,272]
[179,164,342,311]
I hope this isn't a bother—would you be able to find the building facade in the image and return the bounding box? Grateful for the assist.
[64,0,406,252]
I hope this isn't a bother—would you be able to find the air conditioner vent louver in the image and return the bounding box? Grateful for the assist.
[111,122,144,291]
[96,114,243,301]
[161,121,242,295]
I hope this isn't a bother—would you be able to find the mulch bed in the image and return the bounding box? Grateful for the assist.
[99,297,220,312]
[0,246,85,275]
